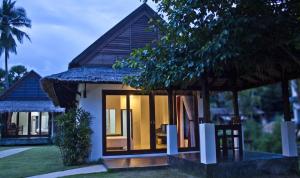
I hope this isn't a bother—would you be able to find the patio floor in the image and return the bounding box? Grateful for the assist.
[169,151,299,178]
[103,151,298,178]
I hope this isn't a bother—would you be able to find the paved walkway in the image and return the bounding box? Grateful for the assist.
[27,165,107,178]
[0,147,32,158]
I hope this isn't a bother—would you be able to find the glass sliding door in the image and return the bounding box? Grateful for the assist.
[105,95,128,152]
[103,91,199,155]
[5,112,50,137]
[6,112,18,136]
[41,112,49,135]
[18,112,29,135]
[130,95,150,150]
[104,92,151,154]
[176,95,198,150]
[30,112,40,135]
[154,95,169,149]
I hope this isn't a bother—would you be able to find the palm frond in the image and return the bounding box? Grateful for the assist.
[0,0,31,58]
[11,27,30,43]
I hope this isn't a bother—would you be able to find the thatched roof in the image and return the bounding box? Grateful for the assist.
[41,67,138,108]
[0,70,65,113]
[42,67,136,84]
[0,101,65,113]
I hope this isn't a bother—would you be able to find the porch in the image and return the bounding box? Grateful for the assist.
[102,151,298,178]
[169,151,298,178]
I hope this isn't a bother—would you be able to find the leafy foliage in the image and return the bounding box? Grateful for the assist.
[115,0,300,91]
[8,65,27,83]
[54,108,93,166]
[244,116,282,153]
[238,84,283,118]
[0,65,27,93]
[0,0,31,89]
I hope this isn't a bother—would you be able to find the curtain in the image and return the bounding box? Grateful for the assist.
[183,96,196,147]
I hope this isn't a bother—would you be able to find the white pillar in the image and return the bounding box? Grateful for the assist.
[167,124,178,155]
[281,121,298,157]
[200,123,217,164]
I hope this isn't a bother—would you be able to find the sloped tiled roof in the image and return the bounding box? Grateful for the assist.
[0,100,64,112]
[43,67,137,84]
[0,70,64,112]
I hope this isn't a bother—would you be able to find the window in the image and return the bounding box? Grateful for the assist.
[41,112,49,135]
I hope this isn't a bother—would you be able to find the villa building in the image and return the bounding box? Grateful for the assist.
[41,4,299,177]
[0,70,64,145]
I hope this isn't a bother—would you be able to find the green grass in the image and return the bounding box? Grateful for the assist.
[64,169,300,178]
[0,146,299,178]
[65,168,198,178]
[0,146,79,178]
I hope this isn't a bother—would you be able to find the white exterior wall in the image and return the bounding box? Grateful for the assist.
[78,84,134,161]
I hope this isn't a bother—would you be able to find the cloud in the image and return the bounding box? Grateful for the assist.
[5,0,157,76]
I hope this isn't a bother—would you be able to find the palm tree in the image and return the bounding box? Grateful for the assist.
[0,0,31,89]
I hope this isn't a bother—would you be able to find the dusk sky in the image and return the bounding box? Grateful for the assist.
[6,0,157,76]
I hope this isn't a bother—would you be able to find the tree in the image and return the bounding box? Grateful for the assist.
[0,65,27,93]
[0,0,31,90]
[0,67,4,92]
[8,64,27,84]
[115,0,300,91]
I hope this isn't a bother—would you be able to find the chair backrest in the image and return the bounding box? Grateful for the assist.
[161,124,167,133]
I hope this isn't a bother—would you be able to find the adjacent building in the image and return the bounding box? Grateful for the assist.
[0,70,64,145]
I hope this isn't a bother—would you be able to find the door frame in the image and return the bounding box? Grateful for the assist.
[102,90,199,156]
[103,90,157,156]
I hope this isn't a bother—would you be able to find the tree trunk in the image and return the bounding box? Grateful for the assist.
[4,49,9,90]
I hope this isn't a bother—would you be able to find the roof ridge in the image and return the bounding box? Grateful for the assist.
[68,3,158,68]
[0,70,47,101]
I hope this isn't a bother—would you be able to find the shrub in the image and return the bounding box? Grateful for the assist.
[244,117,282,153]
[54,108,93,166]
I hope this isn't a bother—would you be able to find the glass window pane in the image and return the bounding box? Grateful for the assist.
[41,112,49,135]
[7,112,18,136]
[30,112,40,135]
[130,95,150,150]
[18,112,28,135]
[106,95,128,152]
[106,109,116,135]
[178,95,197,148]
[155,96,169,149]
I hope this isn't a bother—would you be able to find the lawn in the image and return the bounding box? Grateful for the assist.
[0,146,79,178]
[65,171,300,178]
[65,169,198,178]
[0,146,299,178]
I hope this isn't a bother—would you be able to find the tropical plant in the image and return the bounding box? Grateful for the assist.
[54,108,93,166]
[0,65,27,93]
[244,116,282,153]
[115,0,300,91]
[8,64,27,84]
[0,0,31,89]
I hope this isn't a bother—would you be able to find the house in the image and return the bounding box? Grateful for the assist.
[0,70,64,145]
[42,4,200,159]
[41,4,298,177]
